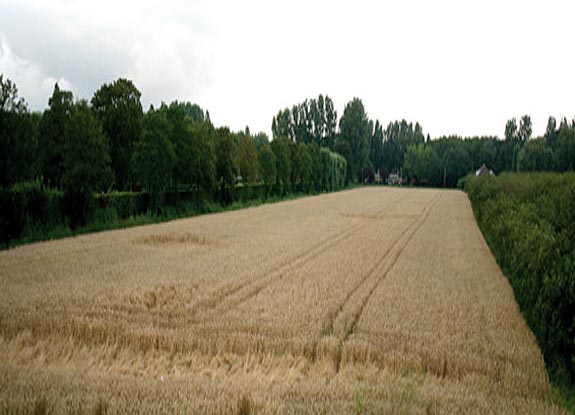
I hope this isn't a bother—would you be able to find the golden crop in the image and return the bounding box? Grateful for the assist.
[0,188,565,414]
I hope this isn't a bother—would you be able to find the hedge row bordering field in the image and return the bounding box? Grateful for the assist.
[0,180,271,248]
[465,172,575,387]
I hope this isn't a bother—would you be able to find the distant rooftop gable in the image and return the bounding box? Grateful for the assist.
[475,164,494,176]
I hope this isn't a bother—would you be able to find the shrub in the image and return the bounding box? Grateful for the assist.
[466,172,575,386]
[0,181,65,247]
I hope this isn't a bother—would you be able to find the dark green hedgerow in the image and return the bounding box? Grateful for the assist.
[466,172,575,410]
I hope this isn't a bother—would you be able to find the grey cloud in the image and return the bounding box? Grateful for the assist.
[0,0,215,109]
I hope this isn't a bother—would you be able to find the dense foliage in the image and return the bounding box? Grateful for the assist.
[466,173,575,388]
[91,78,143,191]
[337,98,372,183]
[0,75,39,188]
[0,76,348,247]
[271,94,337,149]
[400,118,575,187]
[62,100,113,228]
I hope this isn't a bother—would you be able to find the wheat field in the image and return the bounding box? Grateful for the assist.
[0,187,565,414]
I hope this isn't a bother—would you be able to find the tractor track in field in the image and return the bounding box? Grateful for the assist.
[60,223,361,329]
[199,222,364,321]
[201,192,420,321]
[186,222,360,321]
[310,194,442,372]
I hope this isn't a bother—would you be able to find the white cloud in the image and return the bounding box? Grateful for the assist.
[0,34,75,109]
[127,22,214,109]
[0,0,215,110]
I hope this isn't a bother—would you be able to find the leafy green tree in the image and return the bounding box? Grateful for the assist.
[556,119,575,172]
[272,95,337,148]
[413,122,425,145]
[291,143,313,192]
[320,148,334,191]
[497,140,517,172]
[428,137,472,187]
[132,110,176,209]
[403,144,431,185]
[307,141,322,191]
[502,117,525,171]
[158,101,214,199]
[91,78,143,190]
[0,75,26,113]
[447,142,472,186]
[382,122,400,174]
[160,102,184,187]
[23,112,41,179]
[238,135,259,184]
[290,139,299,183]
[270,137,292,195]
[271,109,293,141]
[291,101,310,144]
[320,147,347,191]
[545,116,559,168]
[182,102,205,123]
[426,147,443,186]
[505,118,518,142]
[370,120,384,175]
[214,128,237,204]
[298,144,313,192]
[517,138,554,172]
[338,98,372,182]
[252,132,269,153]
[259,145,276,197]
[382,120,422,176]
[205,110,212,127]
[62,100,113,228]
[466,137,497,171]
[187,121,216,199]
[518,115,532,142]
[63,101,113,192]
[545,116,558,149]
[0,76,39,187]
[311,96,324,145]
[39,83,74,188]
[324,95,337,150]
[335,138,352,184]
[545,116,557,138]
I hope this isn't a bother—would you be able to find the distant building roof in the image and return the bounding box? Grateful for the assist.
[475,164,494,176]
[387,173,402,185]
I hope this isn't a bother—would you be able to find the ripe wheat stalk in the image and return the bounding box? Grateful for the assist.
[0,188,565,414]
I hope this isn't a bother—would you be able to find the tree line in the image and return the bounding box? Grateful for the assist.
[402,116,575,187]
[0,75,348,240]
[272,96,575,188]
[2,72,575,233]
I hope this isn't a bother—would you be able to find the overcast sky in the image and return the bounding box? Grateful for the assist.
[1,0,574,139]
